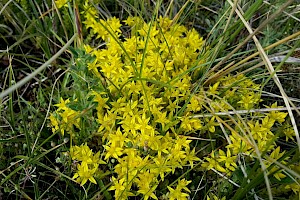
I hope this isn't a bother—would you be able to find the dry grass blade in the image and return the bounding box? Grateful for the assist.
[192,106,300,118]
[232,1,300,154]
[263,0,300,23]
[226,1,298,199]
[207,30,300,83]
[205,0,295,86]
[225,1,297,199]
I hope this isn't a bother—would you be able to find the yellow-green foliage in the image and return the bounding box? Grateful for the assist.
[49,2,299,199]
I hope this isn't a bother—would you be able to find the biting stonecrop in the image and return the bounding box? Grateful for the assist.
[49,4,299,199]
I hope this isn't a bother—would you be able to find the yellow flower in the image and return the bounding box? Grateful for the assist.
[283,123,295,141]
[54,97,70,111]
[267,102,288,123]
[208,82,220,96]
[109,177,134,199]
[73,162,98,186]
[108,177,125,197]
[266,147,288,181]
[104,143,123,160]
[187,96,202,112]
[136,172,158,200]
[226,131,252,155]
[207,193,226,200]
[155,111,170,130]
[54,0,68,9]
[137,113,153,135]
[119,115,140,136]
[237,92,261,110]
[167,179,191,200]
[184,148,200,168]
[70,143,93,161]
[49,113,59,133]
[217,149,237,172]
[202,151,226,173]
[285,183,300,194]
[205,117,218,133]
[180,115,192,131]
[70,144,106,164]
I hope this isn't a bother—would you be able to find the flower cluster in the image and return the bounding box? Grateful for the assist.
[167,179,192,200]
[49,98,80,136]
[50,13,205,199]
[70,143,105,186]
[82,14,205,199]
[49,2,298,199]
[200,75,292,178]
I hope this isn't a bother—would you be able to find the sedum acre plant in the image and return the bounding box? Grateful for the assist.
[51,13,203,199]
[48,1,299,199]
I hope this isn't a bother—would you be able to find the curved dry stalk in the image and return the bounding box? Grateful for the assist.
[0,34,77,100]
[31,69,68,153]
[0,0,14,16]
